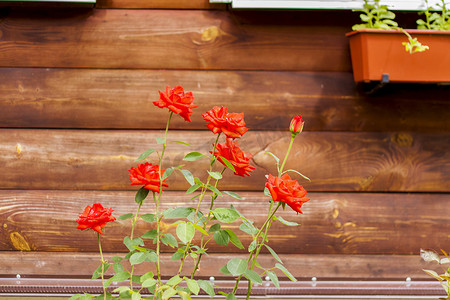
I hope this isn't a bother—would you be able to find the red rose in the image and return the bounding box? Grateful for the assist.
[76,203,116,235]
[213,138,255,177]
[153,85,197,122]
[129,162,168,193]
[289,115,304,138]
[202,106,249,139]
[265,174,310,214]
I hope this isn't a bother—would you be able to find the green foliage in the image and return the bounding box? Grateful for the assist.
[135,186,149,205]
[352,0,398,30]
[417,0,450,30]
[135,148,155,161]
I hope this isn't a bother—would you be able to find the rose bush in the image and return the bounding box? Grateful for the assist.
[73,86,310,300]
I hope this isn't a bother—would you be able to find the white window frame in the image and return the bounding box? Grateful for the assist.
[209,0,446,11]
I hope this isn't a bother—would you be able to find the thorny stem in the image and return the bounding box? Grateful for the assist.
[176,134,222,276]
[129,201,143,290]
[190,166,227,279]
[155,111,173,284]
[279,136,294,174]
[97,232,107,300]
[232,201,282,295]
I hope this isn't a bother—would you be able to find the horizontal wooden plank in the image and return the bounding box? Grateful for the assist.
[96,0,225,9]
[1,68,449,132]
[0,129,448,192]
[0,8,352,71]
[0,190,448,254]
[0,250,439,280]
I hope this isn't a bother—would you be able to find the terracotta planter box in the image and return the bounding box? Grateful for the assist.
[346,29,450,83]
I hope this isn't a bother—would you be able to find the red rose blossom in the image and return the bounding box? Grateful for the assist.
[213,138,255,177]
[129,162,168,193]
[265,174,310,214]
[289,115,304,138]
[153,85,197,122]
[76,203,116,235]
[202,106,249,139]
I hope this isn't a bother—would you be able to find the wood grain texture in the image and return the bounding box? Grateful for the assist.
[96,0,225,9]
[0,190,448,254]
[0,129,448,192]
[1,68,449,132]
[0,251,437,280]
[0,8,352,71]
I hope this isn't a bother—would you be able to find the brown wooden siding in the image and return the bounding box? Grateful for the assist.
[0,1,448,285]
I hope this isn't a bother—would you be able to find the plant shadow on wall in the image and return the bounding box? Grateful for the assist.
[73,86,311,300]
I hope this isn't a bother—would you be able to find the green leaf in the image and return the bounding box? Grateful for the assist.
[275,216,299,227]
[171,251,184,261]
[135,149,155,161]
[135,187,150,205]
[130,252,147,265]
[140,272,154,283]
[131,291,141,300]
[248,240,257,252]
[112,286,130,294]
[244,269,262,285]
[118,213,133,221]
[264,244,282,264]
[224,229,244,249]
[227,258,247,276]
[156,137,165,144]
[275,263,297,282]
[208,223,221,233]
[198,280,215,298]
[111,256,122,263]
[110,271,130,282]
[141,213,156,223]
[220,264,231,275]
[213,208,240,223]
[170,140,192,147]
[186,278,200,295]
[192,223,209,236]
[123,236,144,251]
[141,230,157,239]
[240,221,258,235]
[164,207,194,219]
[180,169,195,185]
[282,169,311,181]
[207,171,223,180]
[162,167,175,180]
[207,184,222,196]
[183,152,206,161]
[186,184,202,194]
[147,251,158,262]
[266,270,280,288]
[167,275,183,286]
[226,293,237,300]
[218,156,235,172]
[214,230,229,246]
[223,191,242,199]
[176,222,195,244]
[91,262,110,280]
[161,233,179,248]
[264,151,280,164]
[142,278,157,288]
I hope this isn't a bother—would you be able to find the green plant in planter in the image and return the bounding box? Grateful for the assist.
[417,0,450,30]
[352,0,429,53]
[420,248,450,299]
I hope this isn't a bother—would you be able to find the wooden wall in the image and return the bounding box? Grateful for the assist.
[0,1,449,282]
